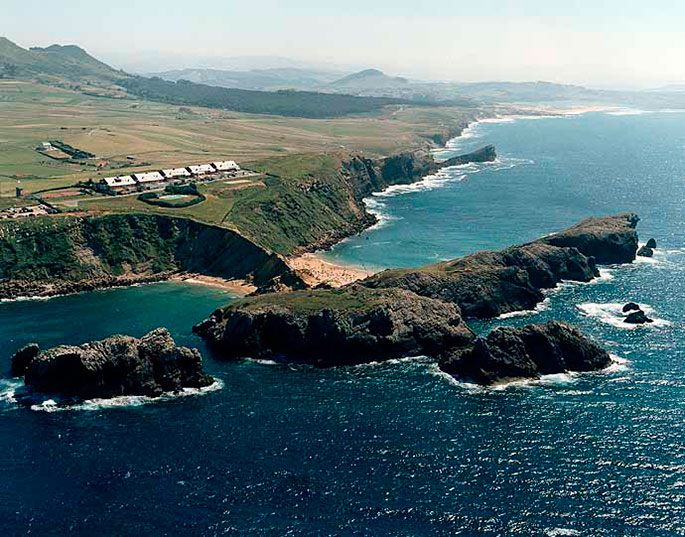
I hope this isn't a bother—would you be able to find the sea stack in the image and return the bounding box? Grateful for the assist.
[13,328,214,399]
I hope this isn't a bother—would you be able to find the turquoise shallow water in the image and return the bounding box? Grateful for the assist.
[2,112,685,536]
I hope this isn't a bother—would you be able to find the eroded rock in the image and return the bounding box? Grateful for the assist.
[15,328,213,399]
[438,321,611,385]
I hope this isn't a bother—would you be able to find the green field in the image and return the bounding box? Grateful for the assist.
[0,81,474,186]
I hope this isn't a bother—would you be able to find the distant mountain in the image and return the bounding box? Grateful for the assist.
[0,37,123,82]
[150,67,342,91]
[331,69,409,90]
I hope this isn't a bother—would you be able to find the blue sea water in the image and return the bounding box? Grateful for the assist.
[2,111,685,536]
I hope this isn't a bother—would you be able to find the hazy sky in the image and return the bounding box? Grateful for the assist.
[4,0,685,87]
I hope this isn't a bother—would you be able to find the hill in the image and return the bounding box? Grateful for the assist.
[119,76,411,118]
[0,37,123,82]
[331,68,409,90]
[0,37,416,118]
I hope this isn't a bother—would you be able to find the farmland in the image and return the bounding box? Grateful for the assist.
[0,81,476,191]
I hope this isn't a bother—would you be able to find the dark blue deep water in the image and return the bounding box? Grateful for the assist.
[3,112,685,536]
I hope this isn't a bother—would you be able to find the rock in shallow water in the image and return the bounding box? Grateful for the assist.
[14,328,213,399]
[438,321,611,385]
[637,245,654,257]
[622,302,641,313]
[624,310,654,324]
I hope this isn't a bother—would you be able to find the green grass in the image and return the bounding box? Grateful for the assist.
[226,286,394,314]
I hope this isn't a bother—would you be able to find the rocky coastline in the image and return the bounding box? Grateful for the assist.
[363,214,639,318]
[194,214,638,384]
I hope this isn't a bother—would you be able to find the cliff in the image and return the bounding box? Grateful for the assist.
[12,328,213,400]
[439,321,611,385]
[363,214,639,318]
[193,286,474,366]
[0,214,304,299]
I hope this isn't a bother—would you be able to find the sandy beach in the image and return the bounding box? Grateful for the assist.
[289,253,377,287]
[172,274,257,295]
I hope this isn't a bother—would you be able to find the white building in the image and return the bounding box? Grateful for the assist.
[212,160,240,172]
[103,176,136,191]
[133,171,166,185]
[187,164,216,176]
[161,167,191,179]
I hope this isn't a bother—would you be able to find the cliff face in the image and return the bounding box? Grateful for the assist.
[342,145,496,201]
[363,214,638,319]
[13,328,213,399]
[193,286,475,366]
[0,214,304,299]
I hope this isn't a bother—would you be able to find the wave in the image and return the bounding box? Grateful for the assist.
[0,294,63,304]
[27,379,224,413]
[243,358,279,366]
[577,302,671,329]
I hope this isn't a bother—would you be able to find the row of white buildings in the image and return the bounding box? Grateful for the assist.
[101,160,241,194]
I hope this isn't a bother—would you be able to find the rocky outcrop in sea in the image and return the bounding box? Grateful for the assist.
[12,328,213,399]
[438,321,612,385]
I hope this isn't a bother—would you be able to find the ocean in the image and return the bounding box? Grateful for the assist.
[2,111,685,536]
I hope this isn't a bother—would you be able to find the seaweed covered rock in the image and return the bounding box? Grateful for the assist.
[439,321,611,385]
[16,328,213,399]
[194,286,474,366]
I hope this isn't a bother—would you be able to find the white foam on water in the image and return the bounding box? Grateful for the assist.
[0,294,61,304]
[353,355,430,368]
[0,379,22,406]
[605,108,650,116]
[29,378,224,413]
[497,298,550,319]
[577,302,671,329]
[546,529,581,537]
[244,358,279,366]
[604,354,630,374]
[430,353,628,393]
